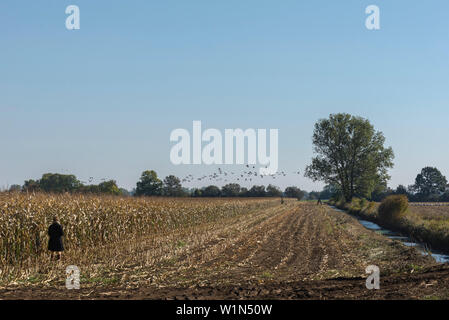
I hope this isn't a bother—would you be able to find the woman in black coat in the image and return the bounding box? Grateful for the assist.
[48,216,64,260]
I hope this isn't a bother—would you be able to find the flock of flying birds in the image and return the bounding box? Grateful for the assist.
[71,166,302,187]
[58,168,109,185]
[181,165,301,185]
[78,176,108,185]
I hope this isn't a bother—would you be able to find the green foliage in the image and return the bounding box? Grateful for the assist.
[163,175,185,197]
[440,192,449,202]
[192,189,202,197]
[23,179,40,192]
[221,183,241,197]
[378,195,409,222]
[135,170,163,196]
[305,113,394,202]
[412,167,447,200]
[364,201,377,215]
[308,191,320,200]
[119,188,131,196]
[266,184,282,197]
[320,184,340,200]
[247,185,266,197]
[347,197,362,213]
[201,185,221,197]
[36,173,81,193]
[360,198,368,209]
[176,240,187,248]
[284,186,304,200]
[8,185,21,192]
[369,182,389,201]
[239,187,249,197]
[98,180,120,196]
[395,185,408,195]
[22,173,127,196]
[78,184,100,194]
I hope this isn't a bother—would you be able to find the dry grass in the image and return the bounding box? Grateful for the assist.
[331,198,449,254]
[378,195,409,222]
[409,205,449,221]
[407,206,449,242]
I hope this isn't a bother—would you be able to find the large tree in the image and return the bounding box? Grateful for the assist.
[39,173,81,193]
[305,113,394,202]
[135,170,163,196]
[394,185,408,195]
[23,179,40,192]
[412,167,447,198]
[98,180,120,195]
[163,175,184,197]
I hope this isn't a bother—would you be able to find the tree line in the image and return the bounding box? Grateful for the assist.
[16,174,128,196]
[320,166,449,203]
[135,170,305,198]
[8,165,447,203]
[8,170,306,199]
[371,166,449,202]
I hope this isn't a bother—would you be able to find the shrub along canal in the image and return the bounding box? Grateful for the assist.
[331,206,449,264]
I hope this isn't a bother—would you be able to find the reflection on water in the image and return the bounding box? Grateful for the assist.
[358,220,381,230]
[331,206,449,264]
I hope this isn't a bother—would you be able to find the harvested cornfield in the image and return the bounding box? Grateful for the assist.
[2,201,447,300]
[0,192,278,283]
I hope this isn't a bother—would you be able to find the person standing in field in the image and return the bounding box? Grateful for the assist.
[317,198,322,205]
[48,216,64,261]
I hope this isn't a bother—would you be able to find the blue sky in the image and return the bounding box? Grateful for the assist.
[1,0,448,191]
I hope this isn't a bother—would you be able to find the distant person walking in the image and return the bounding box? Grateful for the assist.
[48,216,64,261]
[317,198,322,205]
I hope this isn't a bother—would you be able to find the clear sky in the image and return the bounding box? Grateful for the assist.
[1,0,448,191]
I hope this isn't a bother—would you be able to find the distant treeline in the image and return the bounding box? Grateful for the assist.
[328,166,449,203]
[8,166,447,202]
[369,167,449,202]
[11,173,129,196]
[8,171,308,199]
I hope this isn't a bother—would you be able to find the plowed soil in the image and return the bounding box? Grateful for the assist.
[2,202,449,300]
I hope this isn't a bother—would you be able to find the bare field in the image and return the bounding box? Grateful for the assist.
[2,200,448,300]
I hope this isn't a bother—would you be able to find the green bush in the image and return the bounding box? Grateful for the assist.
[347,197,362,213]
[378,195,408,222]
[360,198,368,209]
[364,201,377,215]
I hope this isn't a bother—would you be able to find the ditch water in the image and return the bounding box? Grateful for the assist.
[330,206,449,264]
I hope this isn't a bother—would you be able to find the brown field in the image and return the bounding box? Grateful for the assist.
[1,194,449,300]
[408,205,449,239]
[409,205,449,224]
